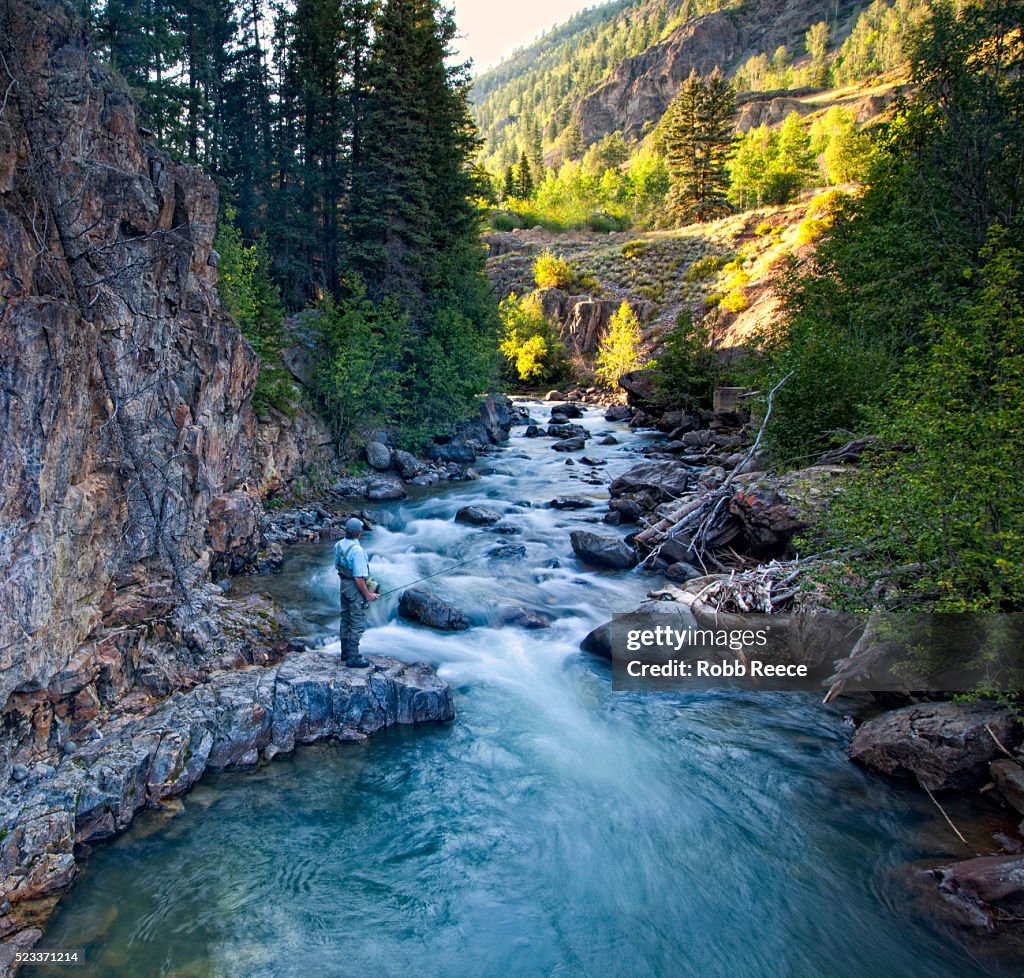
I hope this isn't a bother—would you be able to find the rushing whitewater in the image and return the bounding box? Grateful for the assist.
[31,403,1009,978]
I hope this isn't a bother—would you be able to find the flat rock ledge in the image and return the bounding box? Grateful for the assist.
[0,652,453,963]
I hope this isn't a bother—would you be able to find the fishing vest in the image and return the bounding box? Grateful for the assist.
[334,538,367,580]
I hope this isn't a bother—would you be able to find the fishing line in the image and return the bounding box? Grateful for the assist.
[375,552,491,598]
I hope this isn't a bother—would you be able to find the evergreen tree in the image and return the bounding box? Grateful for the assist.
[515,151,535,199]
[502,163,516,201]
[662,69,736,223]
[342,0,496,440]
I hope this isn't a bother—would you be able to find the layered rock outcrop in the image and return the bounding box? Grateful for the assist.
[0,0,267,728]
[574,0,858,147]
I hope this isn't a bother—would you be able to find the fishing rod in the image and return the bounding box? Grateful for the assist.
[375,552,491,598]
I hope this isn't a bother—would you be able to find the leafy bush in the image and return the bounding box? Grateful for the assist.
[720,290,749,313]
[311,289,408,449]
[819,230,1024,610]
[595,302,647,388]
[498,293,567,384]
[795,216,831,246]
[621,239,651,259]
[651,311,720,409]
[684,253,733,282]
[214,210,297,417]
[534,249,578,289]
[313,284,497,451]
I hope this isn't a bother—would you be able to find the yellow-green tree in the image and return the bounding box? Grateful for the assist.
[596,302,646,387]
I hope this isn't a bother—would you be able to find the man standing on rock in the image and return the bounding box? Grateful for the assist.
[335,517,379,668]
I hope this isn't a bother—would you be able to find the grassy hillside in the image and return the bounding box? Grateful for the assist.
[471,0,931,231]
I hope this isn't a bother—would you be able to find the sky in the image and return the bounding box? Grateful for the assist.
[450,0,612,74]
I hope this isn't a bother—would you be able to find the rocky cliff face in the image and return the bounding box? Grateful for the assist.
[575,0,853,146]
[0,0,330,772]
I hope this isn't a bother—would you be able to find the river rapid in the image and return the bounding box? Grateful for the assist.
[29,401,1014,978]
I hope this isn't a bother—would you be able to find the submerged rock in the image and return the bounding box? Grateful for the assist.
[847,701,1022,791]
[398,589,470,631]
[570,530,638,570]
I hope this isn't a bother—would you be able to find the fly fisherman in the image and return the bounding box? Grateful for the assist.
[334,517,379,668]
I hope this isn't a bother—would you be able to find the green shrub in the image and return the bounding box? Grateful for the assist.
[806,189,850,219]
[720,290,750,313]
[214,209,297,417]
[796,216,831,246]
[498,293,567,384]
[490,210,527,231]
[684,253,733,282]
[313,284,496,452]
[621,239,651,259]
[595,302,647,388]
[703,292,725,309]
[820,231,1024,610]
[534,249,578,289]
[652,311,720,409]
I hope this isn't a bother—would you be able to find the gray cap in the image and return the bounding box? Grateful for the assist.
[344,517,364,534]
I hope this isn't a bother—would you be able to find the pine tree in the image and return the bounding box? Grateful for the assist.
[502,164,516,201]
[515,151,534,199]
[662,69,736,223]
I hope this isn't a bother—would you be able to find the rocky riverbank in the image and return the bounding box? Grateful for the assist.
[0,648,453,973]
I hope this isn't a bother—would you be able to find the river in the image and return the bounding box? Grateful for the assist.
[28,401,1015,978]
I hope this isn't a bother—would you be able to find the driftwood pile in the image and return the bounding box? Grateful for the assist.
[638,372,793,573]
[662,559,819,614]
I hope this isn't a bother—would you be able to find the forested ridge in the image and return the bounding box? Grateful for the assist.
[81,0,496,449]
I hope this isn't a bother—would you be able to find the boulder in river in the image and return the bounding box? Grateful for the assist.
[552,437,586,453]
[454,505,502,526]
[990,760,1024,816]
[524,425,543,438]
[604,405,631,422]
[550,497,592,510]
[599,435,619,446]
[398,589,471,631]
[425,440,477,464]
[570,530,638,569]
[544,390,565,401]
[923,854,1024,927]
[547,423,588,440]
[366,477,407,501]
[499,606,551,630]
[551,403,583,420]
[365,441,393,471]
[847,701,1022,791]
[609,461,692,503]
[392,449,425,480]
